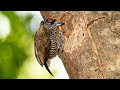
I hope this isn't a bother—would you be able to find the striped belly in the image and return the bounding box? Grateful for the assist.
[49,31,57,59]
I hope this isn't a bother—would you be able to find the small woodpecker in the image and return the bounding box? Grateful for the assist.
[34,18,64,76]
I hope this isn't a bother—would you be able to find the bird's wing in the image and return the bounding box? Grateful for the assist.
[34,36,44,66]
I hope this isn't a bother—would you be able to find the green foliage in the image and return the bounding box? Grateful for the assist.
[0,11,61,79]
[0,11,33,78]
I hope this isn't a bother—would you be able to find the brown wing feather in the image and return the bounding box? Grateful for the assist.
[34,24,50,66]
[34,44,43,66]
[34,30,44,66]
[34,22,47,66]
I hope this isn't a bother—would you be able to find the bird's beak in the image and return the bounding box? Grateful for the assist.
[49,21,65,29]
[56,22,65,26]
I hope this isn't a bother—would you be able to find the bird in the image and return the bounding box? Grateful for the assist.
[34,18,64,76]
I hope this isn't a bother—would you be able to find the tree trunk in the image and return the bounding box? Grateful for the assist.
[40,11,120,79]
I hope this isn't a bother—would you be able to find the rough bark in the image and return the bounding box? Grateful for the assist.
[40,11,120,79]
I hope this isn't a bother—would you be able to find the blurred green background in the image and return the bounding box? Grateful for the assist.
[0,11,68,79]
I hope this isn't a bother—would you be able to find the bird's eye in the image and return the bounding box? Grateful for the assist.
[47,19,53,23]
[45,18,56,25]
[44,19,51,24]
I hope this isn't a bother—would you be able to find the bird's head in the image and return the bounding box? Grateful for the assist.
[43,18,64,30]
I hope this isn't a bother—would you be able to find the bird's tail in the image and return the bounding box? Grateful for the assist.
[44,62,54,77]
